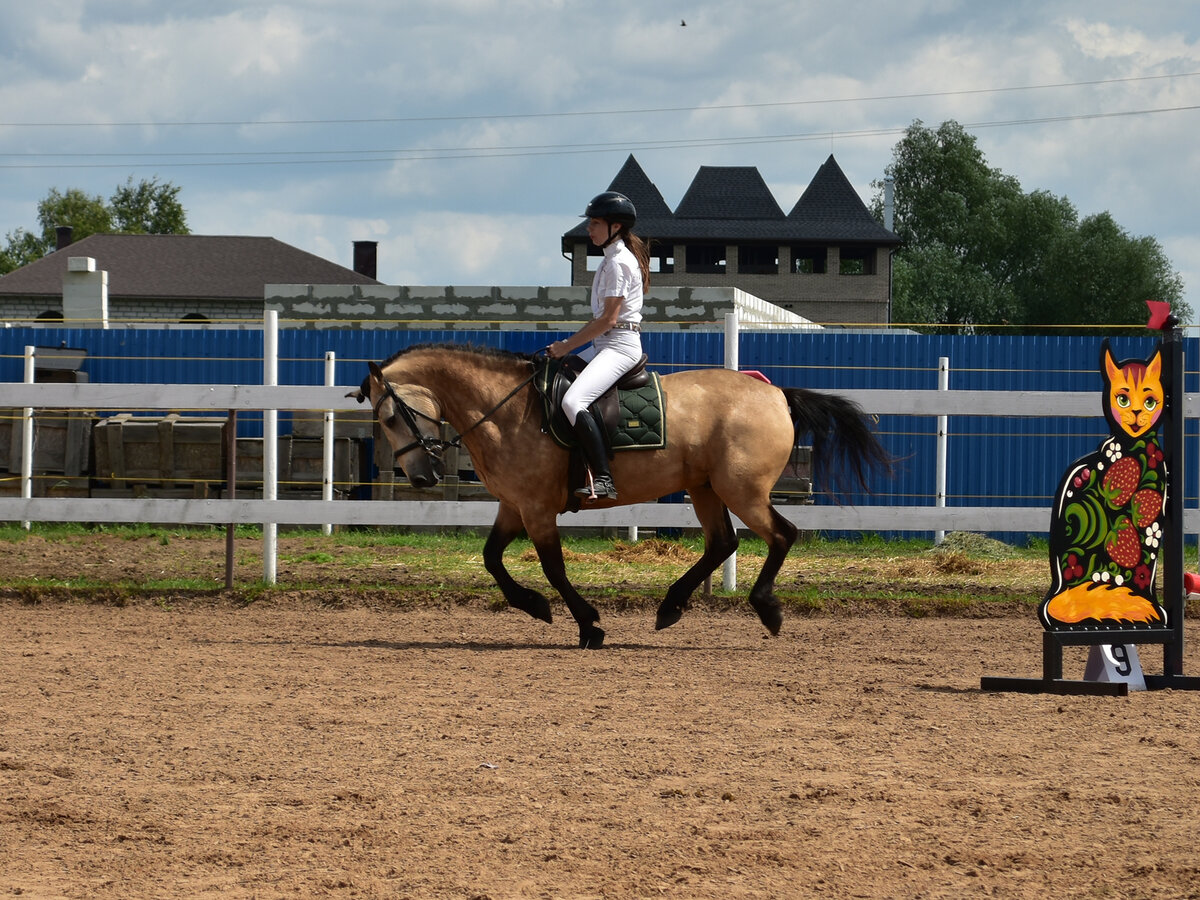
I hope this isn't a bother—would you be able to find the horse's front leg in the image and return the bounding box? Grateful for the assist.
[525,517,605,649]
[483,503,552,624]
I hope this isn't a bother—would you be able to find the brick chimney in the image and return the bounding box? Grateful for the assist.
[55,226,74,251]
[353,241,378,280]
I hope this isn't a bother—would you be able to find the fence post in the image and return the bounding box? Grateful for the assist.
[935,356,949,544]
[263,311,278,584]
[21,346,34,530]
[722,310,739,592]
[323,351,336,536]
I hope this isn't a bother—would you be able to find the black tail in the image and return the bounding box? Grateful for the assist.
[783,388,892,500]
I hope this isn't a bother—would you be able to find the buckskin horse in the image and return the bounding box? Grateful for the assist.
[353,343,890,648]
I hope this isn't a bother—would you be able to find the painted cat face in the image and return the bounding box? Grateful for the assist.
[1104,347,1163,438]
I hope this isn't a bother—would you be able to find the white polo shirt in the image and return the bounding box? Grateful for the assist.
[591,238,643,325]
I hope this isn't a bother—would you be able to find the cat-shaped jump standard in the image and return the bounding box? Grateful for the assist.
[1040,341,1168,630]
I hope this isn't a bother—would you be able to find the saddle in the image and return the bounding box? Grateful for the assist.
[532,353,662,452]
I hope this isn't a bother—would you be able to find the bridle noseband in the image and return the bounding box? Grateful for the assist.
[373,379,451,462]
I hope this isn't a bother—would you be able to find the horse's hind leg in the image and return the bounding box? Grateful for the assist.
[524,518,605,650]
[656,485,739,630]
[483,503,552,623]
[733,502,798,636]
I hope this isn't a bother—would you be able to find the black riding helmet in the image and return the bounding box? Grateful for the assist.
[582,191,637,227]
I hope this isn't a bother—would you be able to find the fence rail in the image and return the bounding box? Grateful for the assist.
[2,381,1198,534]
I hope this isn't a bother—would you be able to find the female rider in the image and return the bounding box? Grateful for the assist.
[547,191,651,500]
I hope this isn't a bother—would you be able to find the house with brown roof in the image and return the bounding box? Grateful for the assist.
[563,154,900,324]
[0,233,379,325]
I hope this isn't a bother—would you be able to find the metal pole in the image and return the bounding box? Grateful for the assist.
[225,409,237,590]
[1164,324,1186,677]
[263,310,278,584]
[21,346,34,530]
[721,310,739,593]
[322,351,335,536]
[935,357,949,545]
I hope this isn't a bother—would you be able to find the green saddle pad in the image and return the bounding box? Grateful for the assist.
[611,373,667,451]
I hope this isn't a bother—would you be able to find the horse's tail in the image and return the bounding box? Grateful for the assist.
[782,387,892,500]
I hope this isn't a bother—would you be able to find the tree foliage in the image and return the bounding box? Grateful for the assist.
[874,120,1188,333]
[1,177,189,275]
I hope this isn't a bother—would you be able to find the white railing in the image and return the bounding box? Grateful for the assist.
[3,321,1197,587]
[3,379,1196,537]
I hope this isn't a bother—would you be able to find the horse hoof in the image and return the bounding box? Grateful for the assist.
[509,590,553,624]
[579,626,606,649]
[751,597,783,636]
[655,603,683,631]
[759,609,782,636]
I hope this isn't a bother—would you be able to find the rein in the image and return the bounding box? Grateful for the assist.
[375,366,537,461]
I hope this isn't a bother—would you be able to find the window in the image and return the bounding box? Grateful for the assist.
[181,313,210,324]
[738,245,778,275]
[36,310,64,321]
[839,247,875,276]
[791,247,826,274]
[649,240,673,275]
[685,244,726,275]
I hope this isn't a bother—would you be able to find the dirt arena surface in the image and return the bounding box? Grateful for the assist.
[4,594,1200,899]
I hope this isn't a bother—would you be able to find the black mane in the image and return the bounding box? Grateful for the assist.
[380,342,533,368]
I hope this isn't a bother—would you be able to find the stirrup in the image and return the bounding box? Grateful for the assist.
[575,474,617,500]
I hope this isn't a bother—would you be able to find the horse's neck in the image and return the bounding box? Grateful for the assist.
[403,355,526,434]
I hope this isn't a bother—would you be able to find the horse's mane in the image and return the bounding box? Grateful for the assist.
[380,342,533,369]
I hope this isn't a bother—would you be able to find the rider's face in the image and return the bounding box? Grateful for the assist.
[586,217,613,247]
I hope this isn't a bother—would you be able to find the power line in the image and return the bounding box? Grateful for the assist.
[1,71,1197,129]
[0,104,1196,170]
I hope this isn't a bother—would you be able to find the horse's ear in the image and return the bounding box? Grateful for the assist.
[368,361,384,380]
[346,374,370,404]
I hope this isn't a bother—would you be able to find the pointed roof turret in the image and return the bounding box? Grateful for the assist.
[788,155,898,243]
[675,166,785,220]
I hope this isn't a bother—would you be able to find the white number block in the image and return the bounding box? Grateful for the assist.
[1083,643,1146,691]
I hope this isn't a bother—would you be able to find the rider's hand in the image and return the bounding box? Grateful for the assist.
[547,340,568,359]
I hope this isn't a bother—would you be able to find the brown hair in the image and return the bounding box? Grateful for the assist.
[612,224,651,288]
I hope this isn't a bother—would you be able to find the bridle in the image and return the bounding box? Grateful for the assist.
[373,367,538,464]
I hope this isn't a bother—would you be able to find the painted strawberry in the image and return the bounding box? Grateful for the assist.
[1104,516,1142,568]
[1130,488,1163,528]
[1102,457,1141,508]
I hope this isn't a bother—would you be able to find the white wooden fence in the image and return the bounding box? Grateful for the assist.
[3,327,1198,586]
[3,381,1197,527]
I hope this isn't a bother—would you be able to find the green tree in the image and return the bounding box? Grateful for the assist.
[110,176,189,234]
[37,187,113,246]
[0,178,189,275]
[874,120,1188,333]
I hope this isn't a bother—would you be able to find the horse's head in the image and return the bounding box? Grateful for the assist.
[349,361,445,488]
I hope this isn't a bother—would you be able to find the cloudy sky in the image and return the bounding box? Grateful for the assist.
[2,0,1199,320]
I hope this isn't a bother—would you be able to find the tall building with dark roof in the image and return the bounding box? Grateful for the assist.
[563,155,900,324]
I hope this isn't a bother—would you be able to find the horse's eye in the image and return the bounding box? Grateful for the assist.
[384,415,397,428]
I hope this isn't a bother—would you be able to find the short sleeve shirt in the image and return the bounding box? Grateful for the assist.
[591,239,643,325]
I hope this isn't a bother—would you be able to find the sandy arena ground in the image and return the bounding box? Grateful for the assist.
[4,596,1200,899]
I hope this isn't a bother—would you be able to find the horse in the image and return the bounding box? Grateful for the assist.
[352,343,890,648]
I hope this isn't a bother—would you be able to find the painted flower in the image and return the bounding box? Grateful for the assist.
[1134,565,1153,589]
[1145,521,1163,549]
[1104,443,1123,465]
[1063,553,1085,580]
[1146,443,1164,470]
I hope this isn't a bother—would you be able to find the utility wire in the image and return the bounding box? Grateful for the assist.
[0,104,1196,170]
[1,71,1197,129]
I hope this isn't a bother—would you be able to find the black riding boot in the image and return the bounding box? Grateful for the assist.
[572,410,617,499]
